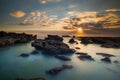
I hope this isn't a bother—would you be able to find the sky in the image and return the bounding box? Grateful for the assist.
[0,0,120,36]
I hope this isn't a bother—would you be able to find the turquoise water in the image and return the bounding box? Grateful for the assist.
[0,38,120,80]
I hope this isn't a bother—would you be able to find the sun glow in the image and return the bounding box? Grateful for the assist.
[77,27,84,33]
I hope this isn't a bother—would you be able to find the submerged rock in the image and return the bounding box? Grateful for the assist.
[32,35,75,55]
[16,77,46,80]
[20,53,29,57]
[78,55,94,61]
[55,55,71,61]
[46,63,73,75]
[113,60,119,63]
[96,53,115,57]
[75,47,80,49]
[75,52,87,55]
[101,57,111,63]
[31,50,39,55]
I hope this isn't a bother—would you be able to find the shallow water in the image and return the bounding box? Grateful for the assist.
[0,38,120,80]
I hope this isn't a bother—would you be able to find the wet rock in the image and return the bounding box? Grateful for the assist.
[0,31,36,47]
[20,53,29,57]
[75,47,80,49]
[113,60,119,63]
[96,53,115,57]
[32,35,75,55]
[78,55,94,61]
[75,52,87,55]
[68,36,78,44]
[55,55,71,61]
[45,35,63,42]
[31,50,39,55]
[16,77,46,80]
[46,63,73,75]
[101,57,111,63]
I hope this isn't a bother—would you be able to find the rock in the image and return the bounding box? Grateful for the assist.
[31,50,39,55]
[68,36,78,44]
[62,35,70,37]
[96,53,115,57]
[46,63,73,75]
[0,31,36,47]
[113,60,119,63]
[16,77,46,80]
[75,52,87,55]
[75,47,80,49]
[78,55,94,61]
[55,55,71,61]
[20,53,29,57]
[101,57,111,63]
[45,35,63,42]
[32,35,75,55]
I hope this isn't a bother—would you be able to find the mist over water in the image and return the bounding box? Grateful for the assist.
[0,34,120,80]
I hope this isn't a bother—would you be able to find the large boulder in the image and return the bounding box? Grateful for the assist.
[31,35,75,55]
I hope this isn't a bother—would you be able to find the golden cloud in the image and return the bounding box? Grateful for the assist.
[106,9,120,12]
[10,11,26,18]
[40,0,61,4]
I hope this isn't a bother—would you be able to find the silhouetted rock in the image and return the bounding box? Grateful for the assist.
[46,63,73,75]
[16,77,46,80]
[78,55,94,61]
[68,36,78,44]
[96,53,115,57]
[20,53,29,57]
[55,55,71,61]
[101,57,111,63]
[32,35,75,55]
[45,35,63,42]
[75,52,87,55]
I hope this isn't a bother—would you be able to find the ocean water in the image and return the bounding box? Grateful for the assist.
[0,37,120,80]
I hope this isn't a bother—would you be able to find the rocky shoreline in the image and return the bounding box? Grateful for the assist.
[0,31,36,47]
[78,37,120,48]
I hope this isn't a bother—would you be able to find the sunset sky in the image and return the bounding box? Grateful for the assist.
[0,0,120,36]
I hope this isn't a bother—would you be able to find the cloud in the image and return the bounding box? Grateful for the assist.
[18,11,57,26]
[10,11,26,18]
[40,0,61,4]
[69,5,77,9]
[106,9,120,12]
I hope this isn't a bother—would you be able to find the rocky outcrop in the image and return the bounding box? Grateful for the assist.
[0,31,36,47]
[79,37,120,48]
[68,36,78,44]
[75,52,87,55]
[55,55,71,61]
[32,35,75,55]
[96,53,115,57]
[16,77,46,80]
[101,57,111,63]
[20,53,29,57]
[46,63,73,75]
[78,55,94,61]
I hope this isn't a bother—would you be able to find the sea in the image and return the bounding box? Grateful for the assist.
[0,31,120,80]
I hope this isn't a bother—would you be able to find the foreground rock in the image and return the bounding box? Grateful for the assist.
[78,55,94,61]
[0,31,36,47]
[16,77,46,80]
[96,53,115,57]
[55,55,71,61]
[101,57,111,63]
[46,63,73,75]
[32,35,75,55]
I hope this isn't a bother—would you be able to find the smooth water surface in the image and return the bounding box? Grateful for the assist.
[0,38,120,80]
